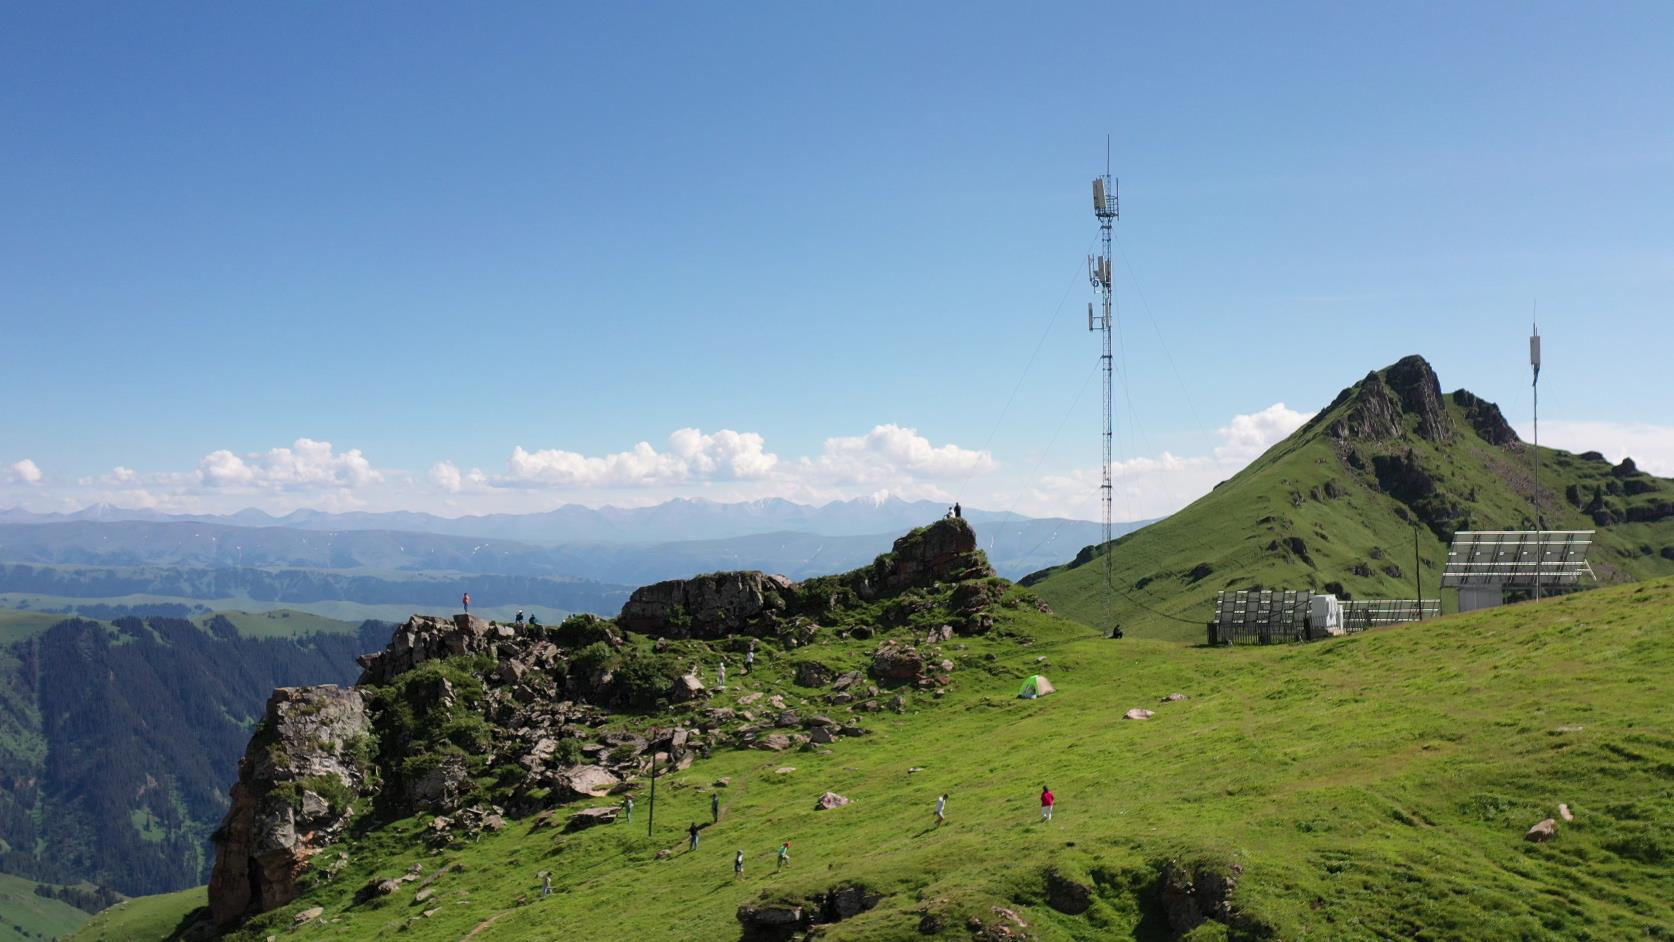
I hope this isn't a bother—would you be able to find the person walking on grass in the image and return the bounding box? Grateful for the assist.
[735,849,745,879]
[688,821,701,851]
[718,660,727,687]
[623,795,634,823]
[540,871,552,897]
[777,840,791,870]
[1040,785,1055,822]
[935,792,948,827]
[745,644,755,674]
[711,792,720,824]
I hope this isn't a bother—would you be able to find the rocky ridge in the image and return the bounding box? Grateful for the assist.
[204,518,1004,930]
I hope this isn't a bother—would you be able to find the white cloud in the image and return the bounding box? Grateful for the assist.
[195,438,382,489]
[1516,419,1674,477]
[6,458,44,485]
[803,424,995,485]
[991,403,1314,520]
[501,428,779,488]
[1213,403,1314,462]
[429,461,488,494]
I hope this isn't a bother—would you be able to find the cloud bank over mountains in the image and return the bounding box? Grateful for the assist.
[3,403,1374,520]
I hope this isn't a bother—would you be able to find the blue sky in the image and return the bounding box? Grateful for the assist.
[3,2,1671,520]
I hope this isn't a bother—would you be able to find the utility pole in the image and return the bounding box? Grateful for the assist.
[1088,143,1119,636]
[1413,524,1424,617]
[1531,320,1542,602]
[647,749,657,838]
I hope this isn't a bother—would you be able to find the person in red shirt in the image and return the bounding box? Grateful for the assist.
[462,592,471,613]
[1040,785,1055,822]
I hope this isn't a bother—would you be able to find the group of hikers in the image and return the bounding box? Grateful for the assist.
[459,593,543,628]
[553,785,1056,890]
[944,502,962,520]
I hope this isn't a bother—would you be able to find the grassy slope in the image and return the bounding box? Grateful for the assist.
[1026,372,1674,643]
[68,887,201,942]
[79,577,1674,942]
[0,872,93,942]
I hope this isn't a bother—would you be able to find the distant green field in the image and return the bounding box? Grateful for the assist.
[78,577,1674,941]
[0,872,94,942]
[67,887,200,942]
[0,609,88,645]
[194,609,363,639]
[0,594,568,633]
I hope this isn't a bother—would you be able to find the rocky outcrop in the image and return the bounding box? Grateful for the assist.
[1328,371,1404,442]
[355,613,509,685]
[208,685,373,929]
[1157,857,1243,937]
[1384,355,1454,443]
[871,517,993,595]
[737,883,882,940]
[617,571,794,638]
[1452,388,1519,446]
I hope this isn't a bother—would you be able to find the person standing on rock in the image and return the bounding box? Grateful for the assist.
[734,849,745,879]
[462,592,471,613]
[777,840,791,870]
[515,609,525,625]
[935,793,948,827]
[688,821,701,851]
[1040,786,1055,822]
[711,792,720,824]
[954,502,961,519]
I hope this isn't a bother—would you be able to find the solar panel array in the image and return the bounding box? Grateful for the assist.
[1441,530,1595,588]
[1211,590,1308,645]
[1212,591,1439,645]
[1342,599,1440,631]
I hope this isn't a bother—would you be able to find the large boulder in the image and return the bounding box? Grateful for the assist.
[618,572,795,638]
[870,641,925,685]
[207,686,373,929]
[550,765,620,801]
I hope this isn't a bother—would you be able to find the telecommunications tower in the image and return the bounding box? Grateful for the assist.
[1088,156,1119,634]
[1530,319,1542,601]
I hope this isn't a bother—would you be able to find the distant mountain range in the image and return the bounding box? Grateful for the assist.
[0,498,1146,585]
[0,496,1099,545]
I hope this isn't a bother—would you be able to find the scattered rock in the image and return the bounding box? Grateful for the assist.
[794,661,834,688]
[1044,870,1092,915]
[1161,693,1188,702]
[293,906,324,924]
[566,807,620,831]
[1559,803,1574,822]
[1526,818,1558,842]
[815,791,850,810]
[671,673,706,702]
[756,734,793,752]
[774,767,796,775]
[550,765,621,800]
[1125,709,1154,720]
[871,641,926,684]
[413,888,434,904]
[619,571,794,638]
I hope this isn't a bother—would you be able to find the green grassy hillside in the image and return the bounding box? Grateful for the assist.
[1025,356,1674,642]
[78,577,1674,941]
[0,873,97,942]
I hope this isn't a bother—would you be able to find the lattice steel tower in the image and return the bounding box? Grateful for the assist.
[1088,162,1119,634]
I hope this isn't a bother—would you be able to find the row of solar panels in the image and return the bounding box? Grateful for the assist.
[1440,530,1595,588]
[1210,590,1439,645]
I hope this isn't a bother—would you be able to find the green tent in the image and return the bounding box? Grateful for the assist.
[1017,675,1056,699]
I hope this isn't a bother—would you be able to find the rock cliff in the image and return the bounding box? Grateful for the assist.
[207,685,373,928]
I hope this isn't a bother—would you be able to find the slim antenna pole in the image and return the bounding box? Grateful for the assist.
[1413,523,1423,617]
[1089,152,1119,636]
[1530,312,1542,602]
